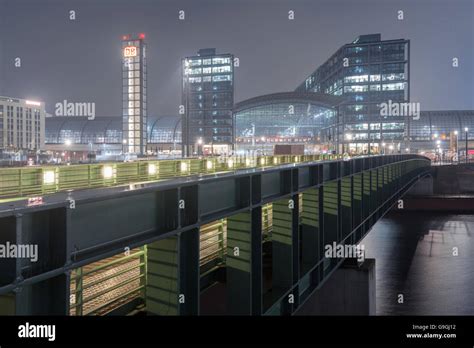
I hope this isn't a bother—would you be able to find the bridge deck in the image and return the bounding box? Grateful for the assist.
[0,154,431,316]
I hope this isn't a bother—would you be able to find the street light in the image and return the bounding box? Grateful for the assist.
[88,142,93,163]
[454,131,459,162]
[465,127,469,163]
[260,136,266,155]
[344,133,352,154]
[197,138,202,156]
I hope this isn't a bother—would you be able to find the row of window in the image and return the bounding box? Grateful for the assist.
[187,75,232,83]
[343,83,405,93]
[187,57,231,66]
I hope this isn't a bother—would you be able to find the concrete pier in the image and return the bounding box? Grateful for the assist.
[295,259,376,315]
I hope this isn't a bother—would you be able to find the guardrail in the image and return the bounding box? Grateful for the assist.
[69,248,146,316]
[0,154,342,201]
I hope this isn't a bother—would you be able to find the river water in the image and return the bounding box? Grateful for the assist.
[362,211,474,315]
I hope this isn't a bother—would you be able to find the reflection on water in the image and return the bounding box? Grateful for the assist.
[362,211,474,315]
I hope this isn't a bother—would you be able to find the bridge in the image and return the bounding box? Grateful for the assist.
[0,154,430,315]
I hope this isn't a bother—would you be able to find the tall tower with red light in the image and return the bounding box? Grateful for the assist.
[122,33,147,155]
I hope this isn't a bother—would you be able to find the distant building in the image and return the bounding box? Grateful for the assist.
[0,96,45,151]
[122,33,147,155]
[296,34,410,155]
[233,92,344,154]
[411,110,474,155]
[182,48,234,156]
[45,116,181,159]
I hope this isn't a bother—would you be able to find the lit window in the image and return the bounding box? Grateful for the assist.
[212,66,231,73]
[212,57,230,65]
[382,83,405,91]
[212,75,231,82]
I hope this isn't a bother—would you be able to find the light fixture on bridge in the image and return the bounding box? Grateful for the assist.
[103,165,114,179]
[206,160,213,170]
[148,163,157,175]
[43,170,56,185]
[180,162,188,173]
[227,159,234,168]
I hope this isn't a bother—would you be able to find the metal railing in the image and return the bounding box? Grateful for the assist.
[0,154,342,201]
[69,247,146,316]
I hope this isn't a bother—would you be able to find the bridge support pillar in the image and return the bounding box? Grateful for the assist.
[226,208,262,315]
[323,181,339,275]
[295,258,376,316]
[271,197,298,311]
[146,229,199,316]
[301,188,320,274]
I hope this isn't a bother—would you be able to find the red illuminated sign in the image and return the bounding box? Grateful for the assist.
[123,46,137,57]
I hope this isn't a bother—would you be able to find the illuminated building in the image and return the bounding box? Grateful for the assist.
[182,48,234,156]
[45,116,181,156]
[233,92,344,154]
[122,33,147,155]
[296,34,410,154]
[0,96,45,151]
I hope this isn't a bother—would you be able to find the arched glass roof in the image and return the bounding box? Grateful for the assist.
[234,92,343,143]
[45,116,181,144]
[413,110,474,141]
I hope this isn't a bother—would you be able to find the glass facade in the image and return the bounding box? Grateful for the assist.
[45,116,181,145]
[296,34,410,154]
[233,92,340,153]
[45,111,474,155]
[182,48,234,156]
[410,110,474,151]
[122,34,147,155]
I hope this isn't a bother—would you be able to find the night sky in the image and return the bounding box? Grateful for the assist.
[0,0,472,117]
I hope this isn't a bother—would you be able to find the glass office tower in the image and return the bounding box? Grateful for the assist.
[182,48,234,156]
[296,34,410,154]
[122,33,147,155]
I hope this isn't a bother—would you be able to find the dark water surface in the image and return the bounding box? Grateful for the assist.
[362,211,474,315]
